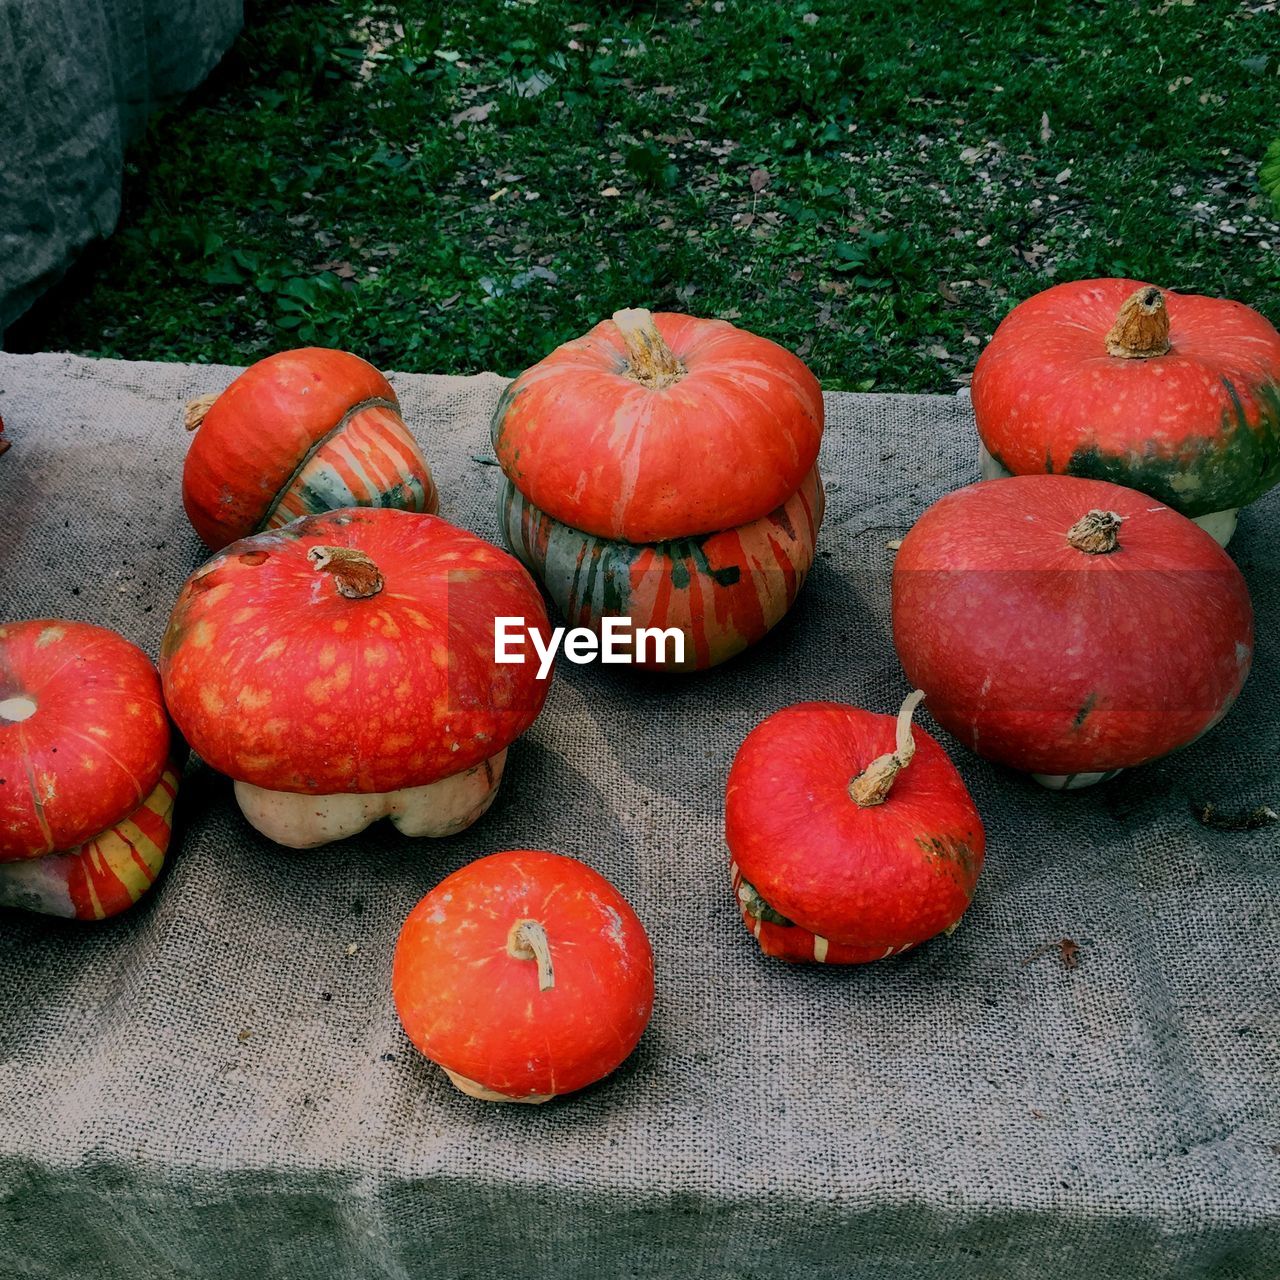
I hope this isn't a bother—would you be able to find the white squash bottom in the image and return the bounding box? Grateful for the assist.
[0,853,78,916]
[234,749,507,850]
[977,441,1239,548]
[1031,769,1124,791]
[443,1067,553,1105]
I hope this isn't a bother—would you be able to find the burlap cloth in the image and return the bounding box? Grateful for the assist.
[0,352,1275,1279]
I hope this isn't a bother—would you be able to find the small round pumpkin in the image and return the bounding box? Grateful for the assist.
[492,308,825,670]
[393,849,654,1103]
[726,692,985,964]
[892,475,1254,788]
[160,508,551,848]
[0,620,177,919]
[183,347,439,551]
[972,279,1280,545]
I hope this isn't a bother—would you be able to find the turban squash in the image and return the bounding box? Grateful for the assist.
[972,279,1280,546]
[892,474,1254,788]
[492,309,825,670]
[0,620,177,919]
[160,507,551,848]
[726,692,984,964]
[183,347,439,551]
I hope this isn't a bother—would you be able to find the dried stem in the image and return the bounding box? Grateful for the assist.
[507,919,555,991]
[307,545,384,599]
[184,393,219,432]
[1066,510,1123,555]
[1105,287,1171,359]
[611,308,686,389]
[849,690,927,808]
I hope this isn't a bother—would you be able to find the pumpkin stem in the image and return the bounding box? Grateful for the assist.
[1105,286,1171,359]
[849,690,927,808]
[184,392,219,432]
[612,308,686,389]
[307,545,385,599]
[1066,509,1123,555]
[507,919,555,991]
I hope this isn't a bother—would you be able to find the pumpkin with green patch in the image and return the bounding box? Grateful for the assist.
[492,308,825,671]
[972,279,1280,546]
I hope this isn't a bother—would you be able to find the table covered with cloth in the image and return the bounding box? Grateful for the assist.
[0,351,1276,1279]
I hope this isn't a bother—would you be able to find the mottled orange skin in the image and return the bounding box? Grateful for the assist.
[492,312,824,542]
[393,850,654,1100]
[183,347,434,550]
[0,620,169,860]
[972,279,1280,517]
[160,508,552,794]
[726,702,984,964]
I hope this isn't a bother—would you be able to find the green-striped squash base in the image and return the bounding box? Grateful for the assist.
[499,466,824,672]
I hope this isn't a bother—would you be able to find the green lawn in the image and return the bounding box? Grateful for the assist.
[11,0,1280,391]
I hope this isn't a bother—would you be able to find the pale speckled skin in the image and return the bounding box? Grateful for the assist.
[161,508,552,798]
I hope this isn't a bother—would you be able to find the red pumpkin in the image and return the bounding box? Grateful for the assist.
[160,508,551,848]
[0,619,177,919]
[726,692,985,964]
[393,849,654,1102]
[183,348,439,551]
[492,308,825,670]
[972,279,1280,545]
[892,475,1254,788]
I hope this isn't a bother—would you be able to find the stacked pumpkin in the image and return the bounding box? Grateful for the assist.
[883,277,1274,788]
[161,508,553,848]
[492,308,826,671]
[0,620,178,919]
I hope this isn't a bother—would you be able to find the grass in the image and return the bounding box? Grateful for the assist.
[10,0,1280,391]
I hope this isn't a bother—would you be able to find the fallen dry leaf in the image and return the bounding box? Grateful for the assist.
[1022,938,1080,970]
[1193,801,1279,832]
[451,100,496,125]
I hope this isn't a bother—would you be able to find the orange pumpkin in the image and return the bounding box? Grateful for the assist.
[393,850,654,1103]
[183,347,439,550]
[972,279,1280,545]
[492,309,825,670]
[0,620,177,919]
